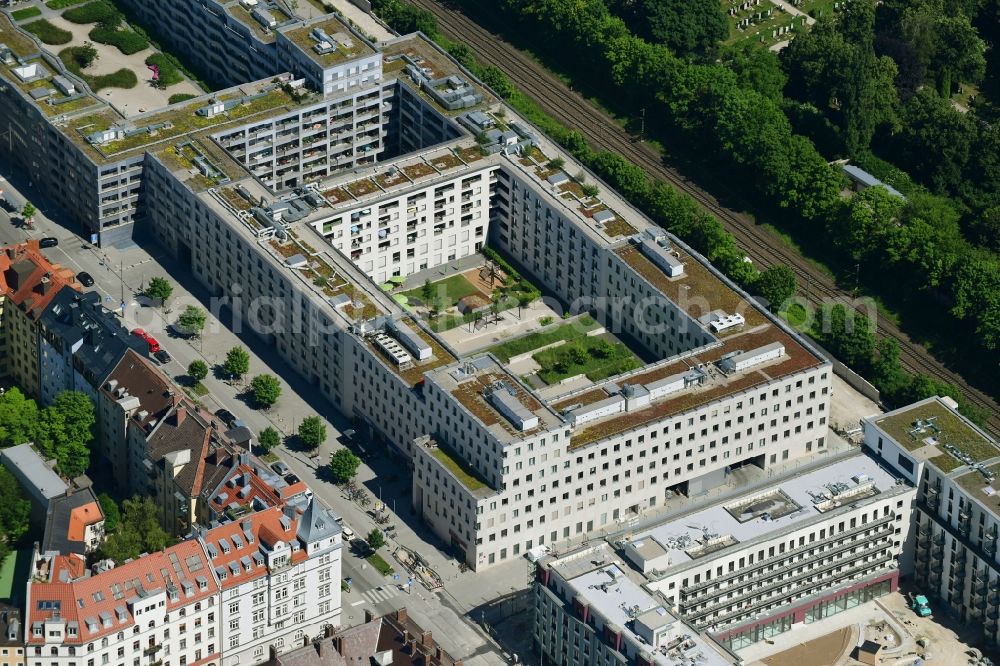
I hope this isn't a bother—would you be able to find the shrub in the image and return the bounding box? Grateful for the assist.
[12,7,42,20]
[23,19,72,45]
[63,0,121,26]
[145,53,183,87]
[168,93,197,104]
[61,48,138,91]
[89,26,148,55]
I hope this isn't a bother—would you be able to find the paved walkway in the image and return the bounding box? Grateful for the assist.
[770,0,816,25]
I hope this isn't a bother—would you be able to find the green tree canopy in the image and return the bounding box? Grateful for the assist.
[177,305,207,337]
[145,277,172,304]
[223,346,250,380]
[35,391,95,478]
[97,493,121,533]
[258,427,281,453]
[100,496,171,563]
[366,528,385,551]
[755,266,797,310]
[0,466,30,561]
[329,448,361,483]
[187,360,208,382]
[0,387,40,446]
[298,416,326,450]
[250,374,281,409]
[614,0,728,57]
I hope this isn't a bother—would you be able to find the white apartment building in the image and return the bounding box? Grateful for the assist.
[534,543,737,666]
[119,30,833,571]
[864,396,1000,647]
[532,448,914,664]
[26,542,222,666]
[24,498,342,666]
[204,501,342,666]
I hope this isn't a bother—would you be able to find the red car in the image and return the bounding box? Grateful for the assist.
[130,328,161,354]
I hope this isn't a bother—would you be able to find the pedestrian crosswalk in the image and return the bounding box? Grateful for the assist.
[361,586,401,605]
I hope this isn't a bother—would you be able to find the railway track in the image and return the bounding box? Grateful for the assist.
[409,0,1000,439]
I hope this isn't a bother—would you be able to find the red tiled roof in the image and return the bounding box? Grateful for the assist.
[210,464,282,515]
[28,540,219,644]
[0,240,78,319]
[203,506,302,590]
[67,501,104,542]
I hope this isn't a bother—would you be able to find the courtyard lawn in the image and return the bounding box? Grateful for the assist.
[534,336,642,384]
[487,317,599,362]
[403,273,483,309]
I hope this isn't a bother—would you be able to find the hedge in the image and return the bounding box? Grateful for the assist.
[63,0,121,26]
[145,53,183,87]
[89,25,148,54]
[12,7,42,20]
[23,19,72,45]
[168,93,197,104]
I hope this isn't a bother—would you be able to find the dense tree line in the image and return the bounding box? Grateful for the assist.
[370,0,995,420]
[0,389,95,477]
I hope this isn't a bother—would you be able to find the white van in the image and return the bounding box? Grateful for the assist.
[341,524,355,540]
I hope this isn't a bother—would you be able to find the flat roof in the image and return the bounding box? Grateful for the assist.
[552,550,734,666]
[873,398,1000,473]
[0,444,67,500]
[281,17,375,67]
[628,451,903,572]
[364,319,457,387]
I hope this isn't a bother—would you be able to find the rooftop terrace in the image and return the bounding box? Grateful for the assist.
[873,398,1000,473]
[422,439,494,498]
[281,17,374,67]
[227,2,291,43]
[363,319,457,387]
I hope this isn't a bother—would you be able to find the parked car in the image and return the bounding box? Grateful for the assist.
[153,349,172,364]
[38,237,58,248]
[130,328,161,353]
[284,473,300,485]
[340,524,355,540]
[76,271,94,287]
[214,408,238,429]
[271,461,290,476]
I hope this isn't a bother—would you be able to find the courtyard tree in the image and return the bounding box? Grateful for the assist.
[0,387,40,446]
[421,278,433,303]
[0,466,30,561]
[100,496,171,564]
[298,416,326,450]
[35,390,96,478]
[145,277,173,305]
[250,374,281,409]
[329,448,361,483]
[223,346,250,381]
[97,493,121,533]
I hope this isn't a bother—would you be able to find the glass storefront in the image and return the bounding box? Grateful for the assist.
[719,579,892,651]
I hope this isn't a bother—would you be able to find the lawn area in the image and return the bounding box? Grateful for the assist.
[534,336,641,384]
[487,316,599,362]
[428,312,476,332]
[23,18,72,44]
[366,552,394,576]
[45,0,88,7]
[12,6,42,20]
[404,273,482,309]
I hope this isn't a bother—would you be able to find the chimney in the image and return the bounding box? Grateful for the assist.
[174,405,187,426]
[421,631,432,647]
[396,608,408,623]
[364,608,375,623]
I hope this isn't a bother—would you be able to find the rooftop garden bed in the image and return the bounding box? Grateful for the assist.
[487,316,598,363]
[430,153,463,170]
[322,187,353,204]
[401,162,436,179]
[345,178,380,198]
[875,401,999,467]
[534,336,641,384]
[457,146,485,163]
[219,187,252,211]
[603,218,638,237]
[431,444,490,492]
[23,19,72,44]
[269,240,302,259]
[59,45,137,92]
[374,170,408,189]
[12,7,42,21]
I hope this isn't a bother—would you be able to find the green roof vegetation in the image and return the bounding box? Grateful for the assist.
[431,444,490,492]
[534,335,642,384]
[487,317,599,363]
[876,400,1000,471]
[283,19,373,66]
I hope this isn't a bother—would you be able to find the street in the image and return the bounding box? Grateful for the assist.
[0,162,525,663]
